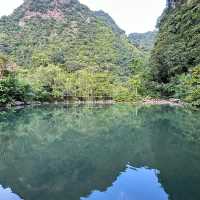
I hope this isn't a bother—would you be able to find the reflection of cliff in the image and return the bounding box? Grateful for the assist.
[83,166,168,200]
[147,107,200,200]
[0,105,155,200]
[0,105,199,200]
[152,135,200,200]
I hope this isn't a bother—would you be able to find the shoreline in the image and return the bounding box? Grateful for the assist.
[0,98,185,110]
[0,100,115,110]
[142,99,184,107]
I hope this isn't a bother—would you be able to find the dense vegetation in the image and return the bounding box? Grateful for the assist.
[128,31,158,52]
[0,0,199,107]
[94,10,125,36]
[150,0,200,106]
[0,0,151,105]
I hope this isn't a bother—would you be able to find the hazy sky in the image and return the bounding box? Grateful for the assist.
[0,0,166,33]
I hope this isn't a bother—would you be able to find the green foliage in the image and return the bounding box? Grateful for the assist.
[28,0,55,13]
[17,65,69,101]
[175,65,200,107]
[70,69,115,99]
[15,63,149,102]
[0,0,142,78]
[0,0,149,104]
[129,31,158,52]
[0,54,8,77]
[151,1,200,84]
[0,75,32,104]
[150,0,200,106]
[94,10,125,35]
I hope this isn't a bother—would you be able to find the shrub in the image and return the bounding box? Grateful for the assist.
[175,65,200,107]
[0,75,32,104]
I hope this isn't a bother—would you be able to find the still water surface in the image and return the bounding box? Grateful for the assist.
[0,104,199,200]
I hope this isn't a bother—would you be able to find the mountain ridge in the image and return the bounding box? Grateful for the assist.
[94,10,125,36]
[128,31,158,52]
[0,0,146,104]
[0,0,142,75]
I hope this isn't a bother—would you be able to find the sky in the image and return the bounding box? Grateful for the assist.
[0,0,166,33]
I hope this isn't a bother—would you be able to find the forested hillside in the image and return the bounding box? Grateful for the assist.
[0,0,199,107]
[0,0,147,105]
[94,10,125,36]
[0,0,140,72]
[150,0,200,106]
[128,31,157,52]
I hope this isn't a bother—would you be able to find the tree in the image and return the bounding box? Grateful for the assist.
[0,54,8,78]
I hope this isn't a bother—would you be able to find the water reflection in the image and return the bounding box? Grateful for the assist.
[82,166,169,200]
[0,105,199,200]
[0,185,22,200]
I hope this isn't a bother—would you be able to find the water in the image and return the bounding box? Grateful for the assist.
[0,104,199,200]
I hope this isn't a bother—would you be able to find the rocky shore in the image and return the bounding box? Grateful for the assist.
[0,100,115,109]
[0,99,185,111]
[143,99,184,106]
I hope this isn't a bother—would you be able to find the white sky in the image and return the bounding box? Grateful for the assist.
[0,0,166,33]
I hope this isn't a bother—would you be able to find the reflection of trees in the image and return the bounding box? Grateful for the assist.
[147,107,200,200]
[0,105,152,200]
[0,105,199,200]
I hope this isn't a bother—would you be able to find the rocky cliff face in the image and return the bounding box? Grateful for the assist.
[167,0,183,8]
[167,0,197,8]
[12,0,92,26]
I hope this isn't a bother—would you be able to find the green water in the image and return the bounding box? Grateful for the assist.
[0,104,199,200]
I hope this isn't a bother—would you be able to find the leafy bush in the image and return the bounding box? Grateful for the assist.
[0,54,8,78]
[0,0,160,104]
[16,64,148,102]
[0,75,32,104]
[17,65,69,101]
[151,1,200,94]
[175,65,200,106]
